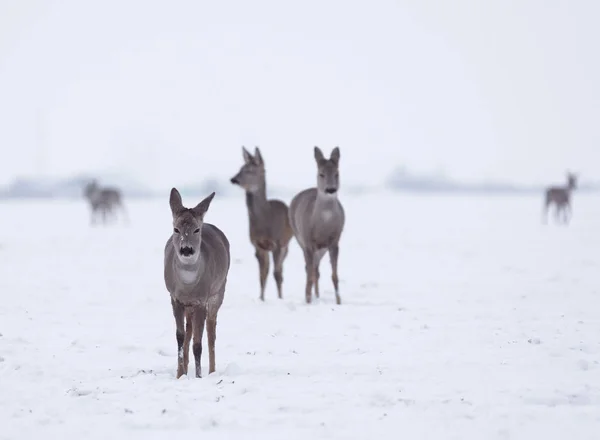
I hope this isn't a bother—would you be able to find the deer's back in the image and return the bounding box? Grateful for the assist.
[267,199,293,245]
[164,223,231,306]
[546,187,570,205]
[101,188,122,204]
[88,188,121,207]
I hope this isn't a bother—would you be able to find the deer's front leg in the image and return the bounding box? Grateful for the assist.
[255,247,270,301]
[191,306,207,378]
[329,243,341,305]
[171,298,187,378]
[303,248,315,304]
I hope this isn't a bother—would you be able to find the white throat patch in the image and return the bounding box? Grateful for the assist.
[178,268,198,284]
[321,210,334,222]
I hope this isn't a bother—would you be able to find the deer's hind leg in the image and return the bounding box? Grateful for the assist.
[272,245,289,299]
[206,291,224,375]
[206,314,217,375]
[255,247,270,301]
[328,244,341,305]
[191,306,207,378]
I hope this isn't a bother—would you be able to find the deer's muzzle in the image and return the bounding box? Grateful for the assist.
[179,246,195,257]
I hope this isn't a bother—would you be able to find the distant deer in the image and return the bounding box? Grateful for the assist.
[83,179,127,225]
[230,146,293,301]
[543,172,578,224]
[164,189,230,379]
[289,147,345,305]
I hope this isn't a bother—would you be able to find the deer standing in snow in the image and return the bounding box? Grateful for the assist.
[289,147,345,305]
[230,147,293,301]
[164,189,230,378]
[83,179,128,225]
[543,172,578,225]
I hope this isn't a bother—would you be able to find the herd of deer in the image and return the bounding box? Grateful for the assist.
[84,146,344,378]
[82,151,578,379]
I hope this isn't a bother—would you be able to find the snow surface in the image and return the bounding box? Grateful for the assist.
[1,192,600,439]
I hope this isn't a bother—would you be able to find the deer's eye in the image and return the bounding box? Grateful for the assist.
[174,228,180,234]
[194,228,200,234]
[335,173,339,178]
[319,173,325,178]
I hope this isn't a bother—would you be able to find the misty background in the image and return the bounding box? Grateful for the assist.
[1,0,599,198]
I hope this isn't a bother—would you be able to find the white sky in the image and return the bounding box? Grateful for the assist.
[0,0,599,190]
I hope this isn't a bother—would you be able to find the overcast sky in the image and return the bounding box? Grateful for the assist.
[0,0,599,190]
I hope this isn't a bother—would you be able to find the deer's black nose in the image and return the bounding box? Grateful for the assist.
[325,188,337,194]
[230,177,239,184]
[179,246,195,257]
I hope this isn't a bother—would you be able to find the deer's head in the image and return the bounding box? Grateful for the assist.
[230,146,265,193]
[314,146,340,196]
[169,188,215,264]
[567,172,578,190]
[83,179,99,199]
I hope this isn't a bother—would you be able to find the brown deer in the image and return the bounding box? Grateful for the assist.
[163,189,230,378]
[83,179,128,225]
[230,146,294,301]
[543,172,578,224]
[289,147,345,305]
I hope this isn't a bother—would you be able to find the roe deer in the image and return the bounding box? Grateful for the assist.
[230,146,293,301]
[164,189,230,378]
[543,172,578,225]
[83,179,128,225]
[289,146,345,305]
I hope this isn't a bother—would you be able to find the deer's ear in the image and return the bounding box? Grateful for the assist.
[314,146,325,163]
[330,147,340,165]
[192,192,216,219]
[242,146,254,164]
[170,188,184,215]
[254,146,264,165]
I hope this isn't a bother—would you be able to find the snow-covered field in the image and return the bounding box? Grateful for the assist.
[1,191,600,439]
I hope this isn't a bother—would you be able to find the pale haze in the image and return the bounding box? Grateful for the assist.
[1,0,599,190]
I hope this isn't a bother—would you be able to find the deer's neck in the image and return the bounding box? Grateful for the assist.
[313,190,338,217]
[245,182,270,225]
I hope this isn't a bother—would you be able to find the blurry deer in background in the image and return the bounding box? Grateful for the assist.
[163,189,230,378]
[543,172,578,225]
[289,147,345,305]
[230,146,293,301]
[83,179,128,225]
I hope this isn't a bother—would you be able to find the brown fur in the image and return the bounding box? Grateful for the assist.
[289,147,345,304]
[230,146,294,300]
[543,172,578,225]
[164,189,230,378]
